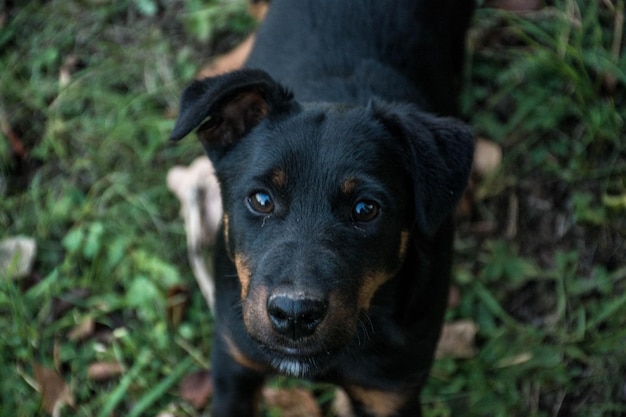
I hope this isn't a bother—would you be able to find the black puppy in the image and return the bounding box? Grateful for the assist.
[170,1,474,416]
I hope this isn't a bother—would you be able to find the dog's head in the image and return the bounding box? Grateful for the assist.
[170,69,473,377]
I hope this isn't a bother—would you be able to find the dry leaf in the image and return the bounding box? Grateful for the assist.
[0,236,36,279]
[34,364,74,415]
[67,317,95,341]
[496,352,532,367]
[473,138,502,178]
[0,108,29,158]
[456,179,475,218]
[166,285,188,327]
[435,319,479,359]
[166,156,222,312]
[87,361,123,381]
[179,370,213,409]
[447,285,461,308]
[59,54,79,87]
[263,387,322,417]
[332,388,355,417]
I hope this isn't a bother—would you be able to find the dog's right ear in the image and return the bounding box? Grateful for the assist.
[169,69,296,156]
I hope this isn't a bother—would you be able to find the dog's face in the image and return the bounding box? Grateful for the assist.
[170,69,473,377]
[218,106,415,375]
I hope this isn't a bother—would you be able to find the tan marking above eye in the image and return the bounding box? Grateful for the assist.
[341,177,358,194]
[271,168,287,189]
[344,385,408,417]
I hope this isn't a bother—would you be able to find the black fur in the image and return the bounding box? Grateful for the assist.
[170,1,475,416]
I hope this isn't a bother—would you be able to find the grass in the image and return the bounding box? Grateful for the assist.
[1,0,625,416]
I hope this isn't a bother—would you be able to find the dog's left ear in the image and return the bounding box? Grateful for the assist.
[370,102,474,237]
[170,69,296,157]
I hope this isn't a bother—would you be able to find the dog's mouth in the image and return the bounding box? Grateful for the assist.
[260,344,335,377]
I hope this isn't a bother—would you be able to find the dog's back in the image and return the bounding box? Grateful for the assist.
[247,0,474,115]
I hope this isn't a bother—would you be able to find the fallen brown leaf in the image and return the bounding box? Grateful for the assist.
[67,317,95,341]
[435,319,479,359]
[263,387,322,417]
[166,157,222,312]
[473,138,502,178]
[457,178,475,218]
[0,236,37,279]
[447,285,461,308]
[331,388,355,417]
[166,285,189,327]
[179,370,213,409]
[34,363,74,415]
[0,105,28,158]
[59,54,79,87]
[87,361,123,381]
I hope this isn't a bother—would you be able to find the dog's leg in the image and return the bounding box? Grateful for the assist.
[211,333,265,417]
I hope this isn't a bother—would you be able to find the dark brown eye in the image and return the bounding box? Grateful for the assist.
[247,191,274,214]
[352,200,379,222]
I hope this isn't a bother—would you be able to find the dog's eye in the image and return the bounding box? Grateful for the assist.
[247,191,274,214]
[352,200,379,222]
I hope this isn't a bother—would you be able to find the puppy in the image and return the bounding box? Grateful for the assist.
[170,1,475,416]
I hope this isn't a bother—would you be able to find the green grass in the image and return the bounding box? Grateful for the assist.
[1,0,625,416]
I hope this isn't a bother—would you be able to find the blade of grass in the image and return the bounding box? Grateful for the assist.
[127,356,193,417]
[586,292,626,331]
[97,349,152,417]
[474,281,522,330]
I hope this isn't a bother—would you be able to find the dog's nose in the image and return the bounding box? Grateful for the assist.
[267,294,327,340]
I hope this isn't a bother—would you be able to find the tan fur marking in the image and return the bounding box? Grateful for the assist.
[358,271,392,310]
[235,253,252,299]
[242,285,273,346]
[341,177,358,194]
[345,386,407,417]
[272,168,287,189]
[398,230,410,260]
[223,334,267,373]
